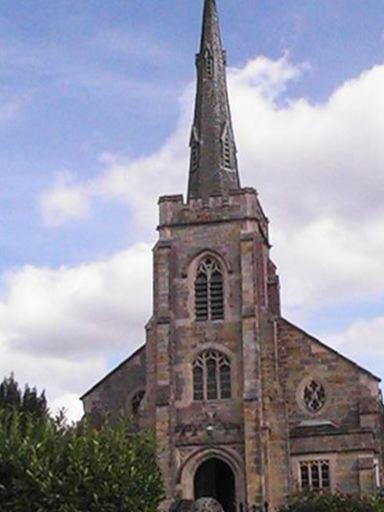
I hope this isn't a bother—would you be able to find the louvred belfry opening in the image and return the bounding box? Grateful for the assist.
[195,257,224,321]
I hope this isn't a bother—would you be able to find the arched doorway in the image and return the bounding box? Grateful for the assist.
[194,458,236,512]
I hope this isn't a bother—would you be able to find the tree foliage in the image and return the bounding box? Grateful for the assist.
[0,388,164,512]
[279,492,384,512]
[0,374,48,419]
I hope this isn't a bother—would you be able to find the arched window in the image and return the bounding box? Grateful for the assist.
[195,257,224,321]
[131,390,145,415]
[193,351,231,401]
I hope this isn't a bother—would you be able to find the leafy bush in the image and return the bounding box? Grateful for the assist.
[0,409,164,512]
[279,492,384,512]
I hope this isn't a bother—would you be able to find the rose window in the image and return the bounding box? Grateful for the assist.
[303,380,326,413]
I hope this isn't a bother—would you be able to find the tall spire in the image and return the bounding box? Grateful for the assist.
[187,0,240,200]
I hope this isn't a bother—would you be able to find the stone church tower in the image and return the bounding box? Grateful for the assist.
[82,1,384,510]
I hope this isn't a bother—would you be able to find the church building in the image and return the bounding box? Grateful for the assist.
[81,1,384,510]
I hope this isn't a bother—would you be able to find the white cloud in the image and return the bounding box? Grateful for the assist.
[0,243,152,357]
[39,172,91,227]
[0,344,106,420]
[0,243,152,419]
[325,315,384,379]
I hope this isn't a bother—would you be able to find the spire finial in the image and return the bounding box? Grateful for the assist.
[187,0,240,200]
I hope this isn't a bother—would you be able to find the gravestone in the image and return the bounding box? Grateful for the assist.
[192,498,224,512]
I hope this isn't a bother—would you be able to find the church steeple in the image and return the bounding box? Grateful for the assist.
[187,0,240,200]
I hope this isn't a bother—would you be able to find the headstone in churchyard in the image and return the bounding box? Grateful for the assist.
[192,498,224,512]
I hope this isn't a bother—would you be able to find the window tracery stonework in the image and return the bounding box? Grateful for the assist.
[303,380,326,413]
[131,390,145,415]
[195,257,224,321]
[193,350,231,401]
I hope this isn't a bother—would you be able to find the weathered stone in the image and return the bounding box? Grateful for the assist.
[187,0,240,200]
[192,498,224,512]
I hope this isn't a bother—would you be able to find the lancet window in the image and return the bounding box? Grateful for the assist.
[193,350,231,401]
[195,257,224,321]
[131,390,145,416]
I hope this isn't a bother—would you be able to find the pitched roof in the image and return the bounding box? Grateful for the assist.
[279,317,381,382]
[80,344,145,400]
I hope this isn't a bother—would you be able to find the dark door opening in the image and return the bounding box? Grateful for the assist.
[194,457,236,512]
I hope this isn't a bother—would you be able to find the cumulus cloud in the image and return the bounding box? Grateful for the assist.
[0,243,152,418]
[325,315,384,379]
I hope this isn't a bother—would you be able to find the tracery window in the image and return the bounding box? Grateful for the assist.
[299,460,330,491]
[193,350,231,401]
[303,380,326,413]
[131,390,145,416]
[195,257,224,321]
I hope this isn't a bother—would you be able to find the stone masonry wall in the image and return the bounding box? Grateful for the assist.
[82,346,146,421]
[278,318,383,494]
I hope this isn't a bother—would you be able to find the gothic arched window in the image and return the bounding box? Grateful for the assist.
[193,351,231,401]
[131,390,145,416]
[195,257,224,321]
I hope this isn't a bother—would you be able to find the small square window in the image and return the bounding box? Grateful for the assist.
[299,461,330,491]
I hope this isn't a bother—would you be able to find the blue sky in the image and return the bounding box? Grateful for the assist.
[0,0,384,419]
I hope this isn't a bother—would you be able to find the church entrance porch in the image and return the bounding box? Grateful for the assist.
[194,458,236,512]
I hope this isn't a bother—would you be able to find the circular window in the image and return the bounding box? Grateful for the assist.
[303,380,326,413]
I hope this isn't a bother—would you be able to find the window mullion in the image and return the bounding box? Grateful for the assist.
[308,463,312,490]
[207,271,211,320]
[203,358,207,401]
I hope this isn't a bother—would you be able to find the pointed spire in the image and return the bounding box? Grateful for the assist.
[187,0,240,200]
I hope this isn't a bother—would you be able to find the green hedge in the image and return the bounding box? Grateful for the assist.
[279,492,384,512]
[0,409,164,512]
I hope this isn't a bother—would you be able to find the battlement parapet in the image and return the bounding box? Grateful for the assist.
[158,188,268,229]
